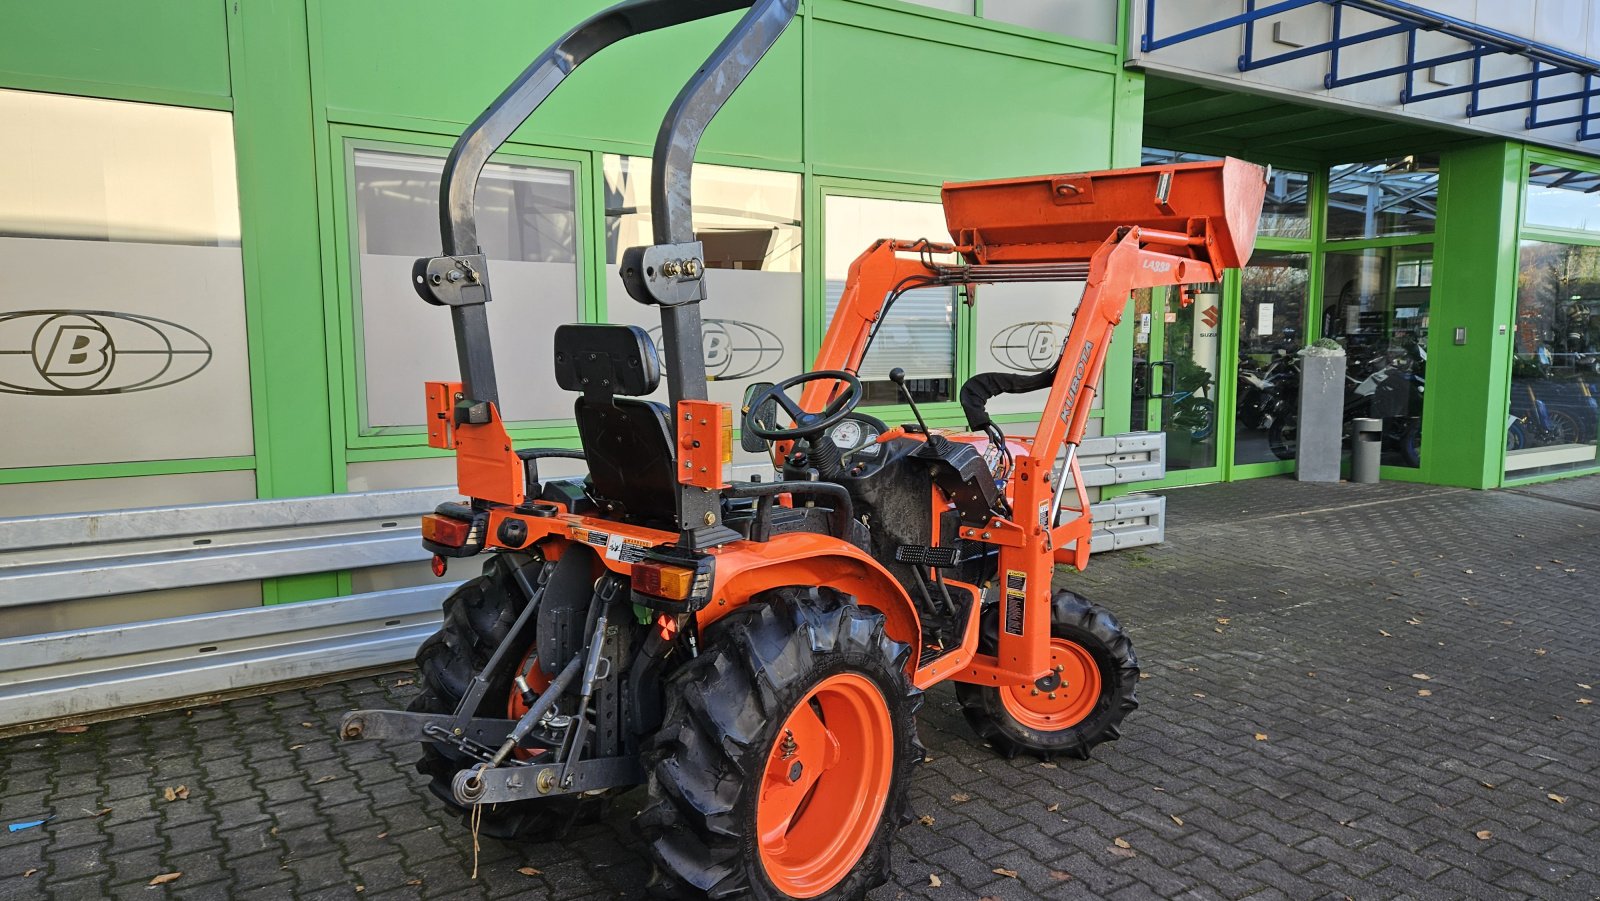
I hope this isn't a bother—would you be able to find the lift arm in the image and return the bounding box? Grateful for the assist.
[805,158,1267,682]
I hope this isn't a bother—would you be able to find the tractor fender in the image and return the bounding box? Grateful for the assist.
[699,534,921,654]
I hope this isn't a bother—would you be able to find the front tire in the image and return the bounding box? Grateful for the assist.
[956,590,1138,760]
[640,589,922,900]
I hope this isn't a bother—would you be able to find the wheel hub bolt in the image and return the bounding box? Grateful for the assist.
[787,761,803,783]
[1048,692,1058,700]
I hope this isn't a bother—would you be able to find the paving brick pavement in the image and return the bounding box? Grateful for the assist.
[2,475,1597,900]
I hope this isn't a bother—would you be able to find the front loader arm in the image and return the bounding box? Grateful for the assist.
[795,239,952,417]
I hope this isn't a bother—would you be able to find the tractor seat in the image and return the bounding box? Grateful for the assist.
[553,324,678,529]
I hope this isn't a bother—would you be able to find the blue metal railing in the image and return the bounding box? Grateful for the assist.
[1140,0,1600,141]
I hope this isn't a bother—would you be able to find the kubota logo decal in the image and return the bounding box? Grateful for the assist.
[0,310,212,396]
[648,319,784,381]
[989,321,1070,373]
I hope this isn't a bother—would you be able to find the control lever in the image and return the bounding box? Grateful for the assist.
[890,367,944,450]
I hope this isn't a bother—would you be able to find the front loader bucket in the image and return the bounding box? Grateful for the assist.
[941,157,1267,270]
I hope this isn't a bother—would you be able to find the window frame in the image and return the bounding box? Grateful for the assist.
[331,128,593,452]
[1500,147,1600,485]
[811,177,975,427]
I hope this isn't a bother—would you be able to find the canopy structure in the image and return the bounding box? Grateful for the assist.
[1141,0,1600,142]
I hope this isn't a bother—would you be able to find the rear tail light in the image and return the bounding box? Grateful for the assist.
[634,561,695,600]
[422,513,472,547]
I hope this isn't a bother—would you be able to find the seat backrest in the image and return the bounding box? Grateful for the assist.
[574,397,678,527]
[553,323,678,527]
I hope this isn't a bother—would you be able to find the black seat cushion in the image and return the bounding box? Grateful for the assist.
[574,397,677,528]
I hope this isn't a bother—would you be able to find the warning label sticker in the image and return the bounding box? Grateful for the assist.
[1004,569,1026,636]
[604,533,650,563]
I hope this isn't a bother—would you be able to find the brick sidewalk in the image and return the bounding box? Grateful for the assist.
[2,475,1597,899]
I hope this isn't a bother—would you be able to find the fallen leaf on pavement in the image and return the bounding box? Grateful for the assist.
[1046,803,1060,812]
[1170,815,1184,826]
[950,793,970,803]
[1535,649,1547,656]
[992,868,1018,879]
[1411,674,1432,681]
[87,807,112,818]
[1417,690,1432,697]
[1379,630,1392,637]
[1192,693,1206,699]
[161,786,190,802]
[149,873,182,886]
[918,815,935,826]
[1481,782,1495,790]
[929,874,942,887]
[1579,698,1594,705]
[376,831,388,839]
[1475,830,1492,840]
[1548,793,1566,804]
[300,722,314,728]
[1406,618,1423,626]
[394,678,415,687]
[22,869,37,877]
[1254,733,1269,741]
[516,867,542,877]
[1113,837,1132,849]
[289,745,304,751]
[1050,870,1072,882]
[1580,683,1593,690]
[406,878,422,886]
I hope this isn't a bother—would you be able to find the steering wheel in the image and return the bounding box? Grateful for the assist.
[744,370,864,441]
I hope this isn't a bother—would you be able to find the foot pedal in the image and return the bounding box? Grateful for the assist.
[895,545,960,568]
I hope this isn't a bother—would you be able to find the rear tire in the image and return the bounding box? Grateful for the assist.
[410,551,598,840]
[640,589,922,901]
[956,590,1138,760]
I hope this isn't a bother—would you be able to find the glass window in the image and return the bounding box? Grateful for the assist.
[1260,168,1312,240]
[984,0,1116,43]
[1144,150,1308,240]
[973,281,1091,416]
[351,149,580,431]
[603,156,803,413]
[1326,155,1439,240]
[0,89,252,471]
[1235,252,1309,466]
[1506,241,1600,476]
[1525,163,1600,232]
[1321,245,1431,467]
[823,195,957,405]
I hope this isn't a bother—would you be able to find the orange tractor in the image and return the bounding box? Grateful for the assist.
[340,1,1265,897]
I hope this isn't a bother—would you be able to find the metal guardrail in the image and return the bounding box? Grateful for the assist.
[0,488,456,728]
[0,433,1167,729]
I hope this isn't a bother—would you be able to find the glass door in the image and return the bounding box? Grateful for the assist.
[1133,283,1225,482]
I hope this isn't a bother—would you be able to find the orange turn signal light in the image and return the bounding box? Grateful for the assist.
[421,513,471,547]
[634,561,695,600]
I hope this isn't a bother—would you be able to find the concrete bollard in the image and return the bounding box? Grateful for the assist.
[1296,347,1346,482]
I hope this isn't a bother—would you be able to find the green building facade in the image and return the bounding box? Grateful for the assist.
[3,0,1599,627]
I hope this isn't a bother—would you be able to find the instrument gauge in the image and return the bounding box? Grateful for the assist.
[830,419,863,449]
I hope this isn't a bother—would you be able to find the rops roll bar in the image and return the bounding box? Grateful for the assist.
[412,0,798,416]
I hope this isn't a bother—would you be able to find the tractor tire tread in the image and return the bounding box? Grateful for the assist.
[955,589,1139,761]
[639,588,923,901]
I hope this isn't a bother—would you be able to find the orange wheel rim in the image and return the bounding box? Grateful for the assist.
[999,638,1102,731]
[756,672,893,899]
[505,652,552,761]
